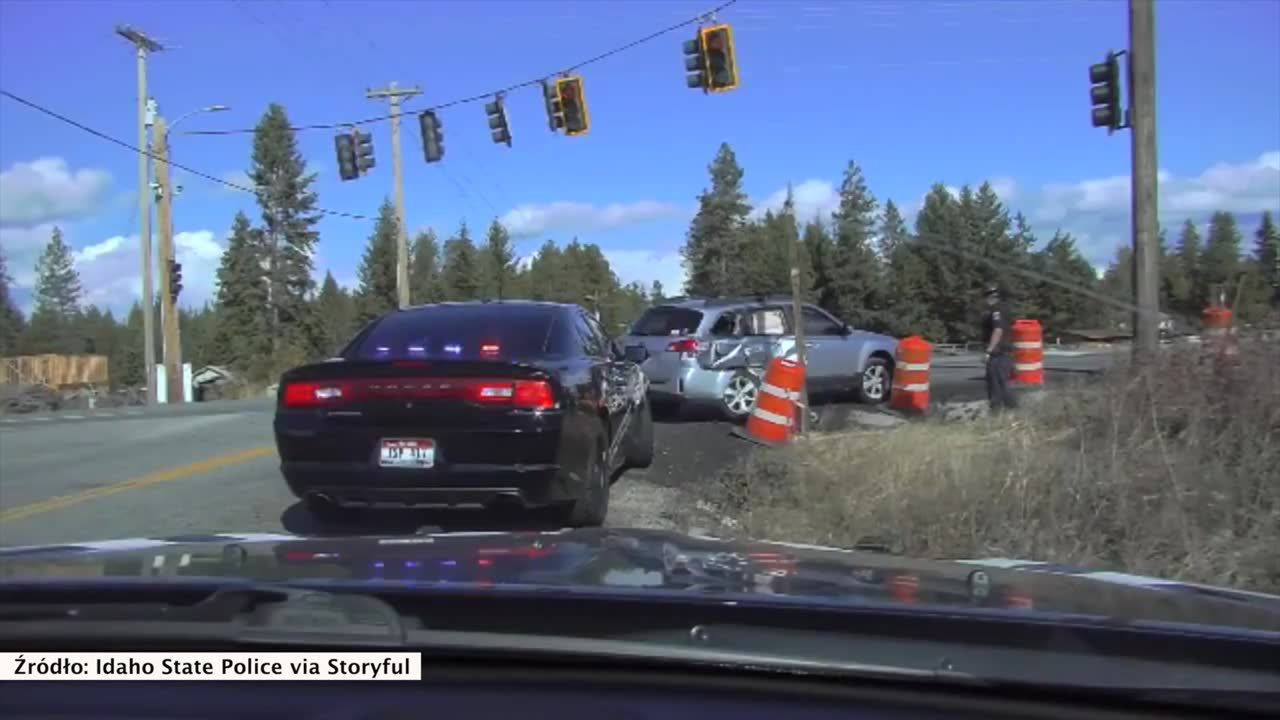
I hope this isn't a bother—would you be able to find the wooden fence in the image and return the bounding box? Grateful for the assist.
[0,354,110,388]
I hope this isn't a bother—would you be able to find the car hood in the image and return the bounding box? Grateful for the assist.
[2,528,1277,632]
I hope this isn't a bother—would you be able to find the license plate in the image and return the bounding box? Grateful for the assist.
[379,439,435,469]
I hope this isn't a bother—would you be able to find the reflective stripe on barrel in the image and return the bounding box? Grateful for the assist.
[742,358,806,445]
[889,336,932,415]
[1011,319,1044,386]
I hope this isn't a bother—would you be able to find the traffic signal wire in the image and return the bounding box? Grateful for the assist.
[179,0,740,137]
[0,89,374,221]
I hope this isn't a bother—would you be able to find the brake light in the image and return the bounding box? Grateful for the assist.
[282,381,351,408]
[480,343,501,357]
[469,380,556,410]
[666,338,701,354]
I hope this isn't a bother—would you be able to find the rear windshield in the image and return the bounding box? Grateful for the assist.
[348,304,557,361]
[630,307,703,336]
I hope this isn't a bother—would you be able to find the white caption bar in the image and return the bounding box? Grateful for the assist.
[0,652,421,681]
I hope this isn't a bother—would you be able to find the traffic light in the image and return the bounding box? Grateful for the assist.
[485,95,512,147]
[684,24,739,93]
[168,259,183,302]
[1090,50,1125,133]
[354,129,376,172]
[335,132,357,181]
[554,76,589,137]
[419,111,444,163]
[540,79,564,132]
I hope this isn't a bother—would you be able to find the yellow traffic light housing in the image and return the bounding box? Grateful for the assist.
[554,75,590,137]
[699,24,739,93]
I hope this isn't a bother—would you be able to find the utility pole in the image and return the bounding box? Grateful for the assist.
[785,185,809,434]
[1128,0,1160,363]
[117,25,162,403]
[153,116,183,404]
[366,82,421,309]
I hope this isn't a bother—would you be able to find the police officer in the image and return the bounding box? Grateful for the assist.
[981,285,1018,411]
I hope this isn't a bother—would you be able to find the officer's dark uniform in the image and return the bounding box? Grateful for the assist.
[982,293,1018,411]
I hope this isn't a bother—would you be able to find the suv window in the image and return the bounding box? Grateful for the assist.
[574,312,606,357]
[745,307,787,336]
[709,312,740,337]
[630,307,703,336]
[802,306,844,336]
[350,304,555,360]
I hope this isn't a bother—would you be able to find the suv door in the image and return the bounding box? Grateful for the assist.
[580,311,630,452]
[790,305,851,390]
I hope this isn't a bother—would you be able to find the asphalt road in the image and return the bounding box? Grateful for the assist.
[0,350,1110,548]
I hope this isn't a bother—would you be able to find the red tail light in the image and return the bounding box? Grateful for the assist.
[469,380,555,410]
[282,381,352,408]
[666,338,700,354]
[282,377,556,411]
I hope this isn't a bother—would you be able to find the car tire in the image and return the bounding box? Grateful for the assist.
[567,440,609,527]
[623,397,654,471]
[856,356,892,404]
[721,370,759,422]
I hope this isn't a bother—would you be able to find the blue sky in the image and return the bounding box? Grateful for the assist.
[2,0,1277,316]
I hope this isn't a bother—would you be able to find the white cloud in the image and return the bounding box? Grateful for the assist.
[71,229,224,313]
[0,158,112,227]
[1034,151,1279,225]
[603,249,687,296]
[751,179,840,223]
[498,200,681,239]
[1028,150,1279,265]
[0,223,59,288]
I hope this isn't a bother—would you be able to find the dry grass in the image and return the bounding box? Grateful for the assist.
[695,341,1280,593]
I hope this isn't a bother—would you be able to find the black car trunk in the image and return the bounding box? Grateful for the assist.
[275,358,565,467]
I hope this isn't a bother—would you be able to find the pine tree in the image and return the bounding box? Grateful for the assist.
[249,102,322,359]
[1254,211,1278,296]
[825,161,882,327]
[111,302,146,389]
[316,272,355,356]
[649,280,665,304]
[211,212,269,373]
[525,240,563,301]
[1173,219,1204,312]
[802,218,836,311]
[409,229,443,304]
[1099,245,1135,329]
[441,222,481,300]
[355,198,399,323]
[482,219,516,300]
[1032,232,1098,338]
[1201,211,1242,304]
[913,184,968,341]
[0,244,25,355]
[880,201,939,339]
[682,143,751,296]
[25,226,84,353]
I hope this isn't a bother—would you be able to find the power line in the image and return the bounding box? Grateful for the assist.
[181,0,740,137]
[0,89,373,221]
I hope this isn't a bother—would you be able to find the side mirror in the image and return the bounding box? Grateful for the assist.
[623,345,649,364]
[840,323,854,336]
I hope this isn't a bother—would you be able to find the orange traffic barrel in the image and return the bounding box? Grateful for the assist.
[889,336,931,414]
[740,357,805,446]
[1201,306,1238,359]
[1011,319,1044,386]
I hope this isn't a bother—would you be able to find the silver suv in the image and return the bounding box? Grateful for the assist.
[622,297,899,420]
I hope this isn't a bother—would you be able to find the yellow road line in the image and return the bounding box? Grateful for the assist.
[0,446,276,524]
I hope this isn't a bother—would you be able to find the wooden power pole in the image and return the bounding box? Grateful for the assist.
[153,116,183,404]
[116,25,162,403]
[366,82,421,309]
[785,184,809,434]
[1128,0,1160,363]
